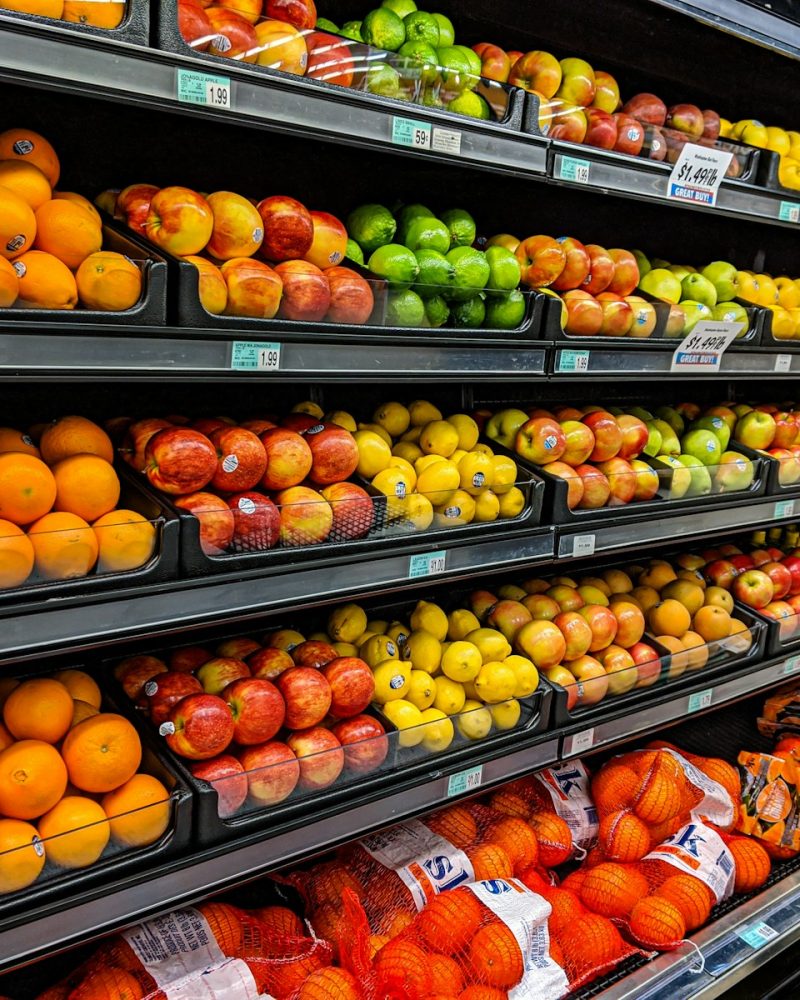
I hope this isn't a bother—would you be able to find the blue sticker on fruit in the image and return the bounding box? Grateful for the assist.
[558,156,591,183]
[736,921,778,949]
[230,342,280,371]
[177,69,231,108]
[392,117,432,149]
[779,201,800,223]
[447,766,483,797]
[558,349,590,373]
[409,551,446,578]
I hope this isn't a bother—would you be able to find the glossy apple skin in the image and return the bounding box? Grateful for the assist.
[705,559,738,589]
[545,665,579,710]
[292,640,339,669]
[118,183,159,237]
[575,465,611,508]
[320,481,375,539]
[578,604,619,651]
[612,114,645,155]
[220,258,283,319]
[206,190,264,261]
[144,427,217,495]
[762,561,793,599]
[196,657,250,696]
[322,657,375,718]
[509,50,561,98]
[276,485,333,546]
[331,715,388,774]
[178,0,213,49]
[515,236,566,288]
[551,237,591,291]
[257,196,314,263]
[617,415,649,459]
[541,460,583,510]
[584,108,617,150]
[164,693,235,761]
[217,637,260,659]
[597,457,637,504]
[190,754,248,818]
[145,671,203,726]
[117,656,167,700]
[665,103,704,139]
[606,249,640,296]
[597,291,634,335]
[583,411,623,462]
[175,492,235,556]
[522,593,560,619]
[643,125,668,161]
[265,0,317,29]
[248,646,294,681]
[123,417,172,471]
[592,70,620,113]
[567,655,609,705]
[222,677,285,745]
[169,646,212,674]
[732,569,774,609]
[227,491,280,551]
[548,104,588,143]
[563,289,603,335]
[622,93,667,126]
[259,428,313,491]
[515,619,566,669]
[610,601,646,647]
[473,42,511,84]
[286,727,345,791]
[239,741,300,806]
[553,610,593,659]
[304,211,347,271]
[702,109,721,140]
[206,8,258,62]
[306,31,355,87]
[515,417,567,465]
[629,642,662,687]
[581,245,614,295]
[486,600,533,642]
[275,260,331,322]
[325,266,375,325]
[303,424,359,486]
[276,666,332,729]
[209,426,267,493]
[559,420,595,467]
[145,186,214,256]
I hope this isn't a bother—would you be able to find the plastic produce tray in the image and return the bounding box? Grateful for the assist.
[0,0,149,46]
[756,146,798,195]
[757,305,800,352]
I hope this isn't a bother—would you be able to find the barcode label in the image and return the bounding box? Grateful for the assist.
[447,766,483,796]
[559,156,591,183]
[688,689,713,713]
[409,550,446,578]
[558,350,590,373]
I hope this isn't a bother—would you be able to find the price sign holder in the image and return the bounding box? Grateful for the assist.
[775,499,796,520]
[736,921,778,949]
[572,534,595,558]
[670,321,742,373]
[667,143,733,207]
[564,728,594,757]
[176,70,231,109]
[230,341,280,371]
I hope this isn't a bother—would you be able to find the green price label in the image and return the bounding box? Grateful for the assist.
[230,342,280,371]
[177,69,231,109]
[392,117,432,149]
[688,688,713,713]
[558,349,590,373]
[558,156,591,183]
[447,766,483,797]
[409,550,446,579]
[779,201,800,223]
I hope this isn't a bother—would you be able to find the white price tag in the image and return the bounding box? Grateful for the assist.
[432,127,462,155]
[775,354,793,373]
[667,142,734,207]
[572,534,595,558]
[565,728,594,756]
[688,688,713,713]
[670,321,742,373]
[409,550,446,578]
[231,341,280,371]
[775,499,796,520]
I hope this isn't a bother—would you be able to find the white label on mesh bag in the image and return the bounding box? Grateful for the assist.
[664,749,736,828]
[467,879,569,1000]
[645,821,735,903]
[166,958,273,1000]
[360,819,474,910]
[534,760,599,851]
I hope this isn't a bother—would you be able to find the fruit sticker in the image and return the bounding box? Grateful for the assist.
[534,760,598,852]
[360,819,475,910]
[645,821,735,903]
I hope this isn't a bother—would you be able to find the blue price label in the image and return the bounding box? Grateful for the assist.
[177,69,231,108]
[558,349,590,373]
[392,117,431,149]
[409,550,446,579]
[688,689,713,713]
[775,499,796,520]
[779,201,800,223]
[230,342,280,371]
[447,766,483,797]
[736,921,778,949]
[558,156,591,183]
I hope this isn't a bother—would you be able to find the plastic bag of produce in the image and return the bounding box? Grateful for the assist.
[737,748,800,854]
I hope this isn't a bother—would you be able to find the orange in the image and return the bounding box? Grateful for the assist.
[729,837,771,893]
[52,454,120,522]
[0,185,36,260]
[466,843,513,880]
[307,860,364,909]
[647,599,691,638]
[656,874,713,931]
[379,907,414,939]
[62,0,125,28]
[544,886,584,934]
[519,865,552,894]
[680,630,709,671]
[0,453,56,525]
[529,811,573,866]
[68,968,142,1000]
[726,617,753,654]
[101,773,170,848]
[76,251,142,312]
[184,255,227,315]
[459,990,508,1000]
[630,896,686,948]
[638,561,677,590]
[692,605,731,642]
[599,809,651,862]
[297,967,360,1000]
[655,634,689,676]
[0,739,67,819]
[425,805,478,848]
[91,508,156,573]
[53,191,101,224]
[40,415,114,465]
[560,913,624,974]
[253,904,304,938]
[373,939,432,996]
[52,669,102,709]
[634,769,682,825]
[488,816,539,873]
[34,200,102,271]
[28,511,99,580]
[0,257,19,306]
[0,678,18,709]
[62,712,141,793]
[71,699,99,728]
[37,795,110,868]
[197,901,244,953]
[253,19,309,75]
[696,757,740,804]
[0,129,59,187]
[429,954,463,996]
[0,427,39,457]
[0,161,50,210]
[0,723,12,752]
[660,580,705,616]
[489,789,531,819]
[580,862,649,918]
[3,677,73,743]
[0,519,34,588]
[0,1,64,19]
[470,921,524,989]
[0,818,45,892]
[13,250,77,309]
[561,868,588,897]
[592,763,640,813]
[418,888,482,954]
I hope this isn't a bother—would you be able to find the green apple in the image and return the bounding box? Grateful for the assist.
[690,415,731,450]
[643,422,663,457]
[638,268,682,304]
[681,428,722,467]
[659,455,692,498]
[714,450,755,492]
[630,406,654,421]
[677,454,713,496]
[655,406,685,435]
[679,300,713,334]
[701,261,738,302]
[651,258,671,269]
[485,408,529,448]
[712,301,749,337]
[681,273,717,308]
[669,264,695,282]
[608,406,624,415]
[652,418,680,456]
[632,249,651,277]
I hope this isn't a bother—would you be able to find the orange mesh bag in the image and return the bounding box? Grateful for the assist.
[736,749,800,852]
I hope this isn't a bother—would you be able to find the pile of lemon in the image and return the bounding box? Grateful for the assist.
[327,598,539,753]
[736,271,800,340]
[720,119,800,191]
[324,399,525,530]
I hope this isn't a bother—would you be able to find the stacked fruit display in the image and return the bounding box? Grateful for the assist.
[348,203,527,329]
[734,270,800,340]
[0,415,156,590]
[721,117,800,190]
[0,128,144,312]
[0,669,171,894]
[0,0,125,30]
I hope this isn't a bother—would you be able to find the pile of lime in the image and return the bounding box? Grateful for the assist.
[315,1,492,120]
[345,202,525,329]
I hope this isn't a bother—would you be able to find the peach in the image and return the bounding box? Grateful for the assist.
[220,258,283,318]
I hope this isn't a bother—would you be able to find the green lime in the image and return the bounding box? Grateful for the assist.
[396,203,434,229]
[447,90,491,119]
[446,246,490,301]
[436,46,470,91]
[347,204,397,255]
[397,40,439,84]
[401,216,450,253]
[366,63,402,97]
[485,290,526,329]
[414,248,455,297]
[368,243,420,288]
[420,91,445,108]
[314,17,339,32]
[424,294,450,327]
[345,239,365,266]
[382,0,417,16]
[450,295,486,327]
[432,12,454,46]
[340,20,363,41]
[485,245,521,294]
[362,8,406,51]
[457,44,481,79]
[441,207,476,248]
[403,10,439,46]
[387,289,426,326]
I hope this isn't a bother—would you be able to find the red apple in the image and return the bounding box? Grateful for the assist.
[730,554,755,574]
[190,754,248,818]
[575,464,611,508]
[768,448,800,486]
[192,417,230,437]
[145,186,214,256]
[583,108,617,150]
[322,657,375,718]
[174,492,235,555]
[486,600,533,642]
[702,109,721,141]
[320,481,375,539]
[596,457,637,504]
[664,129,690,164]
[178,0,213,50]
[276,485,333,545]
[205,8,258,62]
[222,677,285,745]
[144,427,217,495]
[264,0,316,29]
[286,727,345,791]
[515,236,566,288]
[169,646,212,673]
[616,415,649,460]
[227,491,280,551]
[330,715,388,774]
[239,741,300,806]
[306,31,355,87]
[117,655,167,701]
[257,196,314,263]
[241,419,277,435]
[118,183,160,237]
[325,266,375,325]
[303,423,359,486]
[162,693,235,760]
[220,258,283,319]
[548,104,588,143]
[567,655,609,705]
[145,671,203,726]
[606,249,640,296]
[596,291,634,335]
[705,559,738,589]
[248,646,294,681]
[772,414,798,449]
[581,245,614,295]
[762,600,797,641]
[563,289,603,335]
[304,211,347,270]
[551,237,591,291]
[762,561,793,600]
[546,585,584,613]
[592,70,621,113]
[545,665,579,711]
[598,644,638,694]
[612,114,645,155]
[643,124,668,161]
[515,417,566,464]
[209,426,267,493]
[783,556,800,595]
[553,610,593,659]
[749,548,773,567]
[732,569,774,609]
[559,420,596,467]
[622,93,667,126]
[276,667,332,729]
[280,412,320,433]
[583,411,622,461]
[630,641,662,687]
[122,417,172,471]
[472,42,511,83]
[196,657,250,696]
[275,260,331,322]
[577,604,618,651]
[609,601,646,647]
[470,589,499,619]
[260,427,313,491]
[542,460,584,510]
[292,640,339,669]
[665,103,704,139]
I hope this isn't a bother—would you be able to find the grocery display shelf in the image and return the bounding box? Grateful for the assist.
[553,345,800,378]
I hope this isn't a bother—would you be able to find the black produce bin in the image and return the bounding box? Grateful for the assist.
[757,304,800,351]
[0,0,148,47]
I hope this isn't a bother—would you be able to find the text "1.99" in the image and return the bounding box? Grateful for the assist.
[205,83,231,109]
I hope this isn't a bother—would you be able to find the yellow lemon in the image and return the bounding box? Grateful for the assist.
[410,600,449,641]
[409,399,442,426]
[368,619,389,634]
[353,430,391,477]
[327,603,368,643]
[505,654,539,698]
[490,454,517,494]
[776,277,800,310]
[472,442,494,456]
[441,640,483,682]
[417,461,460,505]
[434,489,476,527]
[401,425,423,443]
[451,449,468,466]
[718,117,733,138]
[357,421,393,446]
[357,630,376,648]
[293,400,323,417]
[324,410,356,431]
[789,307,800,335]
[406,669,437,710]
[447,608,481,641]
[309,632,331,642]
[474,490,500,522]
[498,486,526,518]
[766,126,791,156]
[419,708,454,752]
[393,440,422,463]
[420,420,459,457]
[402,628,442,673]
[474,661,518,703]
[458,451,495,495]
[490,699,521,731]
[768,305,795,339]
[755,274,779,306]
[736,271,759,303]
[268,628,305,651]
[388,456,417,487]
[373,401,410,437]
[361,633,400,667]
[741,122,768,148]
[402,492,434,530]
[433,676,466,715]
[457,699,493,740]
[333,642,359,656]
[386,620,411,645]
[372,660,411,703]
[382,698,425,746]
[463,680,480,700]
[466,628,511,663]
[447,413,479,450]
[372,466,414,501]
[415,454,447,474]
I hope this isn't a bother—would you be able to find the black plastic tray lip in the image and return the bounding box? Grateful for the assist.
[757,305,800,352]
[739,599,800,658]
[756,145,799,195]
[0,0,148,46]
[756,445,800,497]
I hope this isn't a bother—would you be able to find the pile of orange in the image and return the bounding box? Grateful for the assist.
[0,414,156,588]
[0,127,142,312]
[0,669,170,893]
[0,2,125,29]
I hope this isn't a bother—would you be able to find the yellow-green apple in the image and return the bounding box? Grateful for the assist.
[762,561,792,599]
[768,448,800,485]
[546,585,584,612]
[567,654,608,705]
[622,93,667,126]
[545,665,579,710]
[554,57,595,107]
[175,491,235,555]
[609,601,645,647]
[616,415,649,459]
[515,235,566,288]
[223,677,285,744]
[196,657,250,696]
[257,195,314,262]
[469,589,499,618]
[560,420,596,466]
[582,245,614,295]
[509,50,561,97]
[630,459,659,500]
[291,640,338,669]
[209,427,267,493]
[220,258,283,318]
[325,266,374,324]
[190,755,248,817]
[732,569,774,608]
[597,457,636,504]
[578,604,618,651]
[146,672,203,726]
[184,256,227,315]
[145,427,217,495]
[486,408,529,448]
[514,619,567,668]
[216,637,260,659]
[320,481,375,539]
[178,0,213,50]
[522,577,550,594]
[714,451,754,491]
[629,641,662,687]
[227,491,280,551]
[735,411,776,449]
[304,211,347,270]
[597,644,638,694]
[613,114,645,155]
[322,657,375,717]
[563,289,603,335]
[597,291,634,335]
[145,186,214,256]
[238,741,300,805]
[473,43,511,83]
[275,260,331,322]
[260,428,313,490]
[117,183,159,236]
[553,610,593,659]
[206,8,258,60]
[522,593,561,619]
[276,666,332,729]
[248,646,293,681]
[665,103,704,139]
[331,715,388,774]
[552,237,591,291]
[515,416,567,464]
[542,460,584,510]
[591,70,620,112]
[306,32,355,87]
[169,646,212,674]
[206,191,264,260]
[583,411,623,461]
[584,108,617,150]
[163,692,235,760]
[486,599,532,641]
[575,464,611,508]
[607,249,640,296]
[123,417,173,471]
[303,423,359,485]
[287,726,345,791]
[548,103,588,143]
[276,485,333,545]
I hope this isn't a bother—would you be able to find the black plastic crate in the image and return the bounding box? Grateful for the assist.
[757,305,800,351]
[0,0,148,46]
